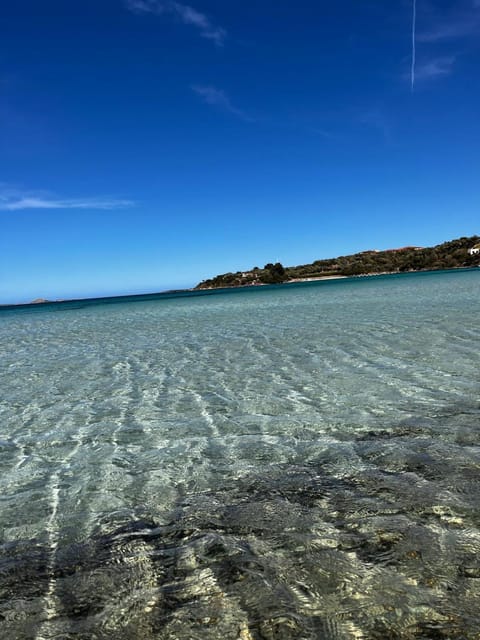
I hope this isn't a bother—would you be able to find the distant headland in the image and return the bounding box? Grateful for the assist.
[195,235,480,290]
[2,235,479,309]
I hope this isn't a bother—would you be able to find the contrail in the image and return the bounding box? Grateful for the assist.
[411,0,417,91]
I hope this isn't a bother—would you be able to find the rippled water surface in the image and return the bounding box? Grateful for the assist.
[1,270,480,639]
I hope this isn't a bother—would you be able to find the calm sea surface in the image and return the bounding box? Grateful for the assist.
[1,270,479,639]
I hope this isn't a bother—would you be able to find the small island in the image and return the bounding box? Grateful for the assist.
[196,235,480,289]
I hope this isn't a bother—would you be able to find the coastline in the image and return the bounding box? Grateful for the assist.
[286,275,348,283]
[194,236,479,291]
[3,236,478,308]
[1,266,478,310]
[195,266,477,291]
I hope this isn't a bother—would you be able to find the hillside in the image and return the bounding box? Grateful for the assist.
[195,235,480,289]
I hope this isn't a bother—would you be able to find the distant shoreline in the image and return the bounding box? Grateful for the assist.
[195,266,478,291]
[195,235,479,290]
[287,275,348,283]
[1,266,478,310]
[0,288,196,310]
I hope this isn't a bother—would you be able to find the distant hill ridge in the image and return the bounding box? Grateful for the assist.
[196,235,480,289]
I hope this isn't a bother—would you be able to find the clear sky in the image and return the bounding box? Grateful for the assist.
[1,0,479,303]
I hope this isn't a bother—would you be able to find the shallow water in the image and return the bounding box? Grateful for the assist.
[1,270,479,639]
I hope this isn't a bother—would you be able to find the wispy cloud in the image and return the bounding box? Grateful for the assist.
[310,128,336,140]
[417,2,480,42]
[0,187,134,211]
[418,17,480,42]
[414,56,456,81]
[191,85,253,122]
[408,1,479,88]
[124,0,226,46]
[358,108,392,143]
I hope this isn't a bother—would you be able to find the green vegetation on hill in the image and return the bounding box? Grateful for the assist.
[195,235,480,289]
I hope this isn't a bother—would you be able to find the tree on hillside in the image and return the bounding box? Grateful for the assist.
[263,262,286,283]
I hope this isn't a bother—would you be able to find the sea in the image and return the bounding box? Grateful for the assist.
[1,269,479,639]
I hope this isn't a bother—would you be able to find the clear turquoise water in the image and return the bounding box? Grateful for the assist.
[1,270,479,639]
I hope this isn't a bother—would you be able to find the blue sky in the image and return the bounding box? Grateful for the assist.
[1,0,479,303]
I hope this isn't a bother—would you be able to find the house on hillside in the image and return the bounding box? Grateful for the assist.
[468,245,480,255]
[384,246,424,253]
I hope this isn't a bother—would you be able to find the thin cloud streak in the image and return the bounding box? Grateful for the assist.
[411,0,417,91]
[418,19,480,42]
[417,4,480,42]
[356,108,393,144]
[414,56,456,81]
[407,2,478,87]
[191,85,254,122]
[0,189,134,211]
[310,128,336,140]
[124,0,226,45]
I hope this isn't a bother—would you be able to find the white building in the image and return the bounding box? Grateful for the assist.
[468,247,480,255]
